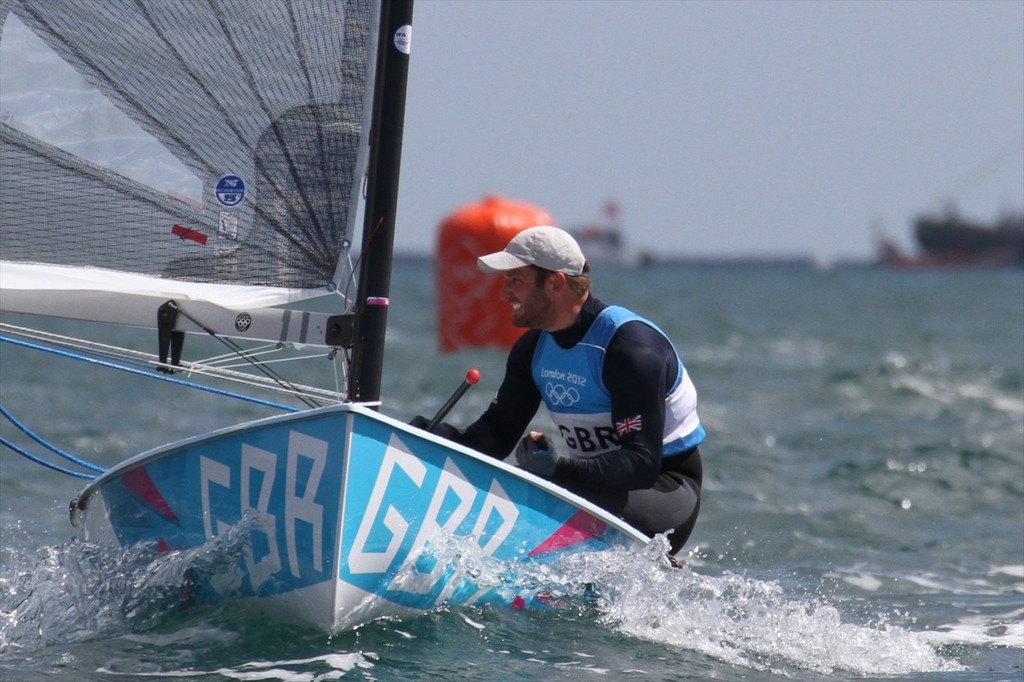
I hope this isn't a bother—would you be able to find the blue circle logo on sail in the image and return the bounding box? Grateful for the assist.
[215,175,246,207]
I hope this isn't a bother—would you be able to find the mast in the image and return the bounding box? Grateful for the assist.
[349,0,414,404]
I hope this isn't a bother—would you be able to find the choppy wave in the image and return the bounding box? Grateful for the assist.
[567,540,966,676]
[0,514,273,652]
[1,529,982,677]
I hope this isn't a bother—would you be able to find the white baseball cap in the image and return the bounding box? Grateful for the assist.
[477,226,586,275]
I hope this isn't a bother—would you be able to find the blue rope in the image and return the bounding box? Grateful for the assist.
[0,334,309,480]
[0,335,302,413]
[0,404,106,473]
[0,436,98,480]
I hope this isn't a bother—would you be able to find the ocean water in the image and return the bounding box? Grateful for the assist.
[1,261,1022,680]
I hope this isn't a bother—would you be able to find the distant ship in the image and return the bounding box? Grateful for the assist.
[566,200,630,265]
[877,209,1024,268]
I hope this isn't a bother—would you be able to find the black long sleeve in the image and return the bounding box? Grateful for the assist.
[449,329,544,458]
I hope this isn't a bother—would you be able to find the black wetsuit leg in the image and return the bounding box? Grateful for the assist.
[577,448,703,555]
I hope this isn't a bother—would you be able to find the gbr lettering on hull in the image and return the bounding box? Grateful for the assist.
[199,431,327,589]
[347,433,519,590]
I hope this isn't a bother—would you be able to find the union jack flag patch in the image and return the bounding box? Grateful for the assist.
[615,414,642,435]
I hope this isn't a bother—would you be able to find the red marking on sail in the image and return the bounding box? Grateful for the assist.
[528,510,607,556]
[157,538,171,554]
[122,466,179,523]
[172,224,208,245]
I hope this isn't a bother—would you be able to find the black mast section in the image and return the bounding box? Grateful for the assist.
[349,0,414,404]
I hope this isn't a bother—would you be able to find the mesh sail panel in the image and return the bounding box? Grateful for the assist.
[0,0,374,289]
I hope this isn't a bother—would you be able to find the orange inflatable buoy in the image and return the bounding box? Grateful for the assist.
[436,196,556,353]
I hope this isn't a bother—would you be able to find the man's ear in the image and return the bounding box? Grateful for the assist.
[546,271,567,294]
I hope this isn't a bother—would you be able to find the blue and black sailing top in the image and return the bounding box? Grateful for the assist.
[453,295,705,492]
[531,304,705,459]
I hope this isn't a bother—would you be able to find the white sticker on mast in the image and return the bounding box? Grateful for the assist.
[394,25,411,55]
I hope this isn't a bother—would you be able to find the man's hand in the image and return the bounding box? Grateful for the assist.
[409,415,459,440]
[515,431,557,477]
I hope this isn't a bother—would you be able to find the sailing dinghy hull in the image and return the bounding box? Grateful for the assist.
[72,404,647,632]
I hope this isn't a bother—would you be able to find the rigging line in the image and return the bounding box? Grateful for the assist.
[0,325,342,402]
[0,322,149,361]
[169,302,322,409]
[344,215,385,303]
[165,359,343,401]
[191,344,343,374]
[332,349,343,396]
[146,356,340,401]
[206,354,336,370]
[0,436,100,480]
[335,251,358,304]
[191,344,293,368]
[0,336,301,413]
[0,404,106,473]
[198,342,287,364]
[167,366,340,402]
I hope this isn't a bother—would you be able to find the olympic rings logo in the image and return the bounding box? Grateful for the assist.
[545,382,580,407]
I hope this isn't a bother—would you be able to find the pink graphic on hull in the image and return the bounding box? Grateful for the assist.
[528,509,607,556]
[122,466,179,523]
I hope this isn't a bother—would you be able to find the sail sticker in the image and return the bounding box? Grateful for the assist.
[215,175,246,207]
[218,211,239,240]
[234,313,252,332]
[365,297,390,306]
[171,224,208,245]
[394,25,411,54]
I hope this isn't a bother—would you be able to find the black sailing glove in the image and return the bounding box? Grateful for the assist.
[515,432,557,477]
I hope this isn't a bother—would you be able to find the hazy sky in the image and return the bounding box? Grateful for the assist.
[396,0,1024,262]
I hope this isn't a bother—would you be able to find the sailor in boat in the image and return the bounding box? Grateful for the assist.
[413,226,705,556]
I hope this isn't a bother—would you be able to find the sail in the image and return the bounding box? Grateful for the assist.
[0,0,378,343]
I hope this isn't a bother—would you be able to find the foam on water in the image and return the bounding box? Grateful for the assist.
[0,514,270,652]
[95,652,377,680]
[408,533,972,676]
[824,561,1024,653]
[0,535,177,651]
[927,610,1024,650]
[559,540,965,676]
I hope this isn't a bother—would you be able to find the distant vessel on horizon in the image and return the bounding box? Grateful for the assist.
[566,200,632,265]
[876,208,1024,269]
